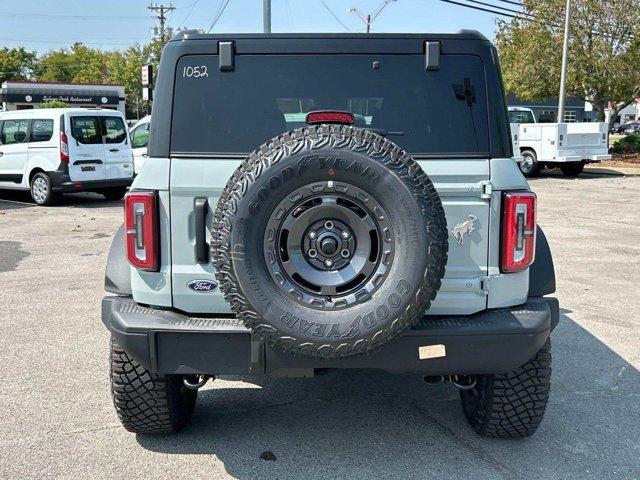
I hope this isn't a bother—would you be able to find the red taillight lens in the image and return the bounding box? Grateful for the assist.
[124,191,159,271]
[306,111,354,125]
[60,132,69,163]
[501,191,537,273]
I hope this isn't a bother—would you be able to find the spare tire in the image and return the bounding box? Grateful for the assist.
[212,125,448,358]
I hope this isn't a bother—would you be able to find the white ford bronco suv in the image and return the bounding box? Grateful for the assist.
[103,31,558,438]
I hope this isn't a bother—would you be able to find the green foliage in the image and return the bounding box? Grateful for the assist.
[0,47,39,82]
[496,0,640,123]
[612,134,640,155]
[0,39,166,119]
[39,100,70,109]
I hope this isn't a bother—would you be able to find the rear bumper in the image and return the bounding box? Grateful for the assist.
[587,154,611,163]
[48,171,133,192]
[102,296,559,376]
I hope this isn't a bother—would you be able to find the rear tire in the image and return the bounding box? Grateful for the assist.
[560,162,585,176]
[460,339,551,438]
[519,150,541,177]
[110,339,197,434]
[30,172,58,206]
[102,187,128,201]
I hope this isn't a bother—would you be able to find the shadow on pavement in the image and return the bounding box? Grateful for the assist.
[136,311,640,480]
[0,189,122,210]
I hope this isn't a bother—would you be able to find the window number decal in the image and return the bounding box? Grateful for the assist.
[183,66,209,78]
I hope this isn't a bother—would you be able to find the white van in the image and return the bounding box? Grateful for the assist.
[129,115,150,174]
[0,108,134,205]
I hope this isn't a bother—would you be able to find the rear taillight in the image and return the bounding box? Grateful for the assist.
[124,191,159,271]
[60,132,69,163]
[501,191,536,273]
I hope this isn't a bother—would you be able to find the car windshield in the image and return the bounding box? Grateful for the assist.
[171,54,490,156]
[509,110,535,124]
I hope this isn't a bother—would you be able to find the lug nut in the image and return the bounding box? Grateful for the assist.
[341,230,350,239]
[308,231,317,240]
[308,249,317,258]
[341,249,350,258]
[324,221,334,230]
[324,259,334,268]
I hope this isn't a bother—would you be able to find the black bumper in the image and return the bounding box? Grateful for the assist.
[48,171,132,193]
[102,296,559,376]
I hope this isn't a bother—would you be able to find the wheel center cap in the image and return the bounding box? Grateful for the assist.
[320,237,338,255]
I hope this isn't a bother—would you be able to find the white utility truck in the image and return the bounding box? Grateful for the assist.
[508,107,611,177]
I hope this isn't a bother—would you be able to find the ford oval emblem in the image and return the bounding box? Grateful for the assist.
[187,280,218,293]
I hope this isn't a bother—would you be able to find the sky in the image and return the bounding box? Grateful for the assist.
[0,0,504,53]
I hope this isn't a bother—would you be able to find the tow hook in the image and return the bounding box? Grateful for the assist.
[183,375,212,390]
[423,375,477,390]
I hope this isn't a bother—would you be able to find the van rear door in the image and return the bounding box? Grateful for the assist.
[100,115,134,180]
[67,114,106,182]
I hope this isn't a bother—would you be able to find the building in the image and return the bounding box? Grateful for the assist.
[506,94,595,123]
[0,81,125,113]
[605,100,640,125]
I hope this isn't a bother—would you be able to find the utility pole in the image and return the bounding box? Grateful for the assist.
[557,0,571,123]
[263,0,272,33]
[148,3,176,44]
[348,0,396,33]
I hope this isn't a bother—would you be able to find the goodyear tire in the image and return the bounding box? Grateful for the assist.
[460,340,552,438]
[212,125,448,359]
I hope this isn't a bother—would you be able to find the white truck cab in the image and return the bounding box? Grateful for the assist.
[508,107,611,177]
[0,108,133,205]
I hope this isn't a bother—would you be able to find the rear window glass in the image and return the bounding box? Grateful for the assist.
[102,116,127,144]
[509,110,535,124]
[30,119,54,143]
[1,119,29,145]
[71,116,102,145]
[171,54,489,156]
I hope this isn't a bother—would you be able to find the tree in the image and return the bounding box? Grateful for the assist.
[496,0,640,126]
[0,47,39,83]
[40,100,70,108]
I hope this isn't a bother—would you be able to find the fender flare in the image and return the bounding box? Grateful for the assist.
[529,226,556,296]
[105,224,132,296]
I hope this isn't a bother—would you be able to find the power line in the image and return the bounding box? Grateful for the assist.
[348,0,397,33]
[493,0,523,5]
[0,13,149,20]
[207,0,231,33]
[462,0,531,17]
[176,0,203,28]
[320,0,351,32]
[148,3,176,43]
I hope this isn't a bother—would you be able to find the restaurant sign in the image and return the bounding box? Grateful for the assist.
[0,93,121,105]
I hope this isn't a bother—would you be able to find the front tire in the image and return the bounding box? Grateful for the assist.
[30,172,57,206]
[519,150,542,177]
[560,162,585,176]
[110,339,197,434]
[460,339,551,438]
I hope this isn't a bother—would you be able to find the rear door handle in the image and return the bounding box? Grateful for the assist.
[0,151,3,157]
[194,197,209,263]
[109,148,119,152]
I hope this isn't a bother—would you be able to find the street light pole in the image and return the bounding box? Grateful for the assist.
[558,0,571,123]
[263,0,272,34]
[348,0,396,34]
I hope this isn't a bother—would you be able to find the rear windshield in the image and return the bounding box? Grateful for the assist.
[509,110,535,124]
[171,54,489,156]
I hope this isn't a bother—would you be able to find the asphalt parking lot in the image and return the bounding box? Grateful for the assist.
[1,172,639,480]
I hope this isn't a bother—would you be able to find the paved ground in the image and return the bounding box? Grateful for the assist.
[0,174,639,480]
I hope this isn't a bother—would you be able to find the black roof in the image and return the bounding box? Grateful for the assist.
[170,30,489,42]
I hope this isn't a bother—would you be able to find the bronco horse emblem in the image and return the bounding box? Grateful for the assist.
[451,215,478,245]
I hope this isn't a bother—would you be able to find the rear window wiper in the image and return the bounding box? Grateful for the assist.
[365,128,405,137]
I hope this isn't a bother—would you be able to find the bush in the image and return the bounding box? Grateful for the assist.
[40,100,70,109]
[612,134,640,155]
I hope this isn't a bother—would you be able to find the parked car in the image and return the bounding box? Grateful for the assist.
[103,31,558,438]
[129,115,150,174]
[508,107,611,177]
[623,123,640,135]
[0,108,133,205]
